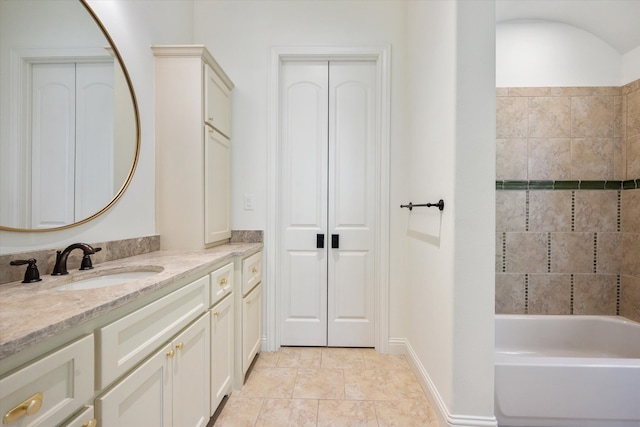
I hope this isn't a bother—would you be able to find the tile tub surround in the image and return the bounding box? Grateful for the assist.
[496,81,640,323]
[0,242,262,360]
[0,235,161,286]
[214,347,439,427]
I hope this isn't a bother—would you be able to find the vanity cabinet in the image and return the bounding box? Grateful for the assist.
[96,313,210,427]
[0,335,93,427]
[234,251,263,387]
[153,45,234,250]
[209,262,234,414]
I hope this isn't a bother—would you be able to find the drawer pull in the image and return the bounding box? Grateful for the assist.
[3,392,43,424]
[166,349,175,359]
[219,278,227,286]
[175,342,184,351]
[82,419,98,427]
[251,267,258,274]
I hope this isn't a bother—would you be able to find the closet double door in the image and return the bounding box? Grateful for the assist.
[280,61,376,347]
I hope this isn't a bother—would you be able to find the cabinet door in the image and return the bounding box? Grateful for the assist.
[96,342,172,427]
[0,335,93,427]
[204,127,231,245]
[242,251,263,296]
[242,282,262,374]
[210,294,233,414]
[59,405,95,427]
[172,314,210,427]
[204,63,231,137]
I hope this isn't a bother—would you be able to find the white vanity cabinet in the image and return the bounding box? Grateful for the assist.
[153,45,234,250]
[96,313,210,427]
[209,262,234,414]
[0,335,93,427]
[234,251,263,388]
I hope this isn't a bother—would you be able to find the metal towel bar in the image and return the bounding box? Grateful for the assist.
[400,200,445,211]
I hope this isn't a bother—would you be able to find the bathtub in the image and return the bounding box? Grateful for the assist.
[495,315,640,427]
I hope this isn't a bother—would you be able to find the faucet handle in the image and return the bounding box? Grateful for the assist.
[80,247,102,270]
[10,259,42,283]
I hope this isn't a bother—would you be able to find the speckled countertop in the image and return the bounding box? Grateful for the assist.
[0,243,262,360]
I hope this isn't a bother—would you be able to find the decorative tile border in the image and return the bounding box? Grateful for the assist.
[496,179,640,190]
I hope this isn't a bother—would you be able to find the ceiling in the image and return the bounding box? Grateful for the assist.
[495,0,640,54]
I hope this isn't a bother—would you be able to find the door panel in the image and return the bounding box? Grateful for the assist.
[280,60,375,347]
[328,62,376,347]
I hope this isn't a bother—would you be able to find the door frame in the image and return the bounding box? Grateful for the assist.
[266,45,391,352]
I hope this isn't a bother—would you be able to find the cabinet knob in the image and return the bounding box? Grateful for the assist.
[208,116,214,122]
[251,267,258,274]
[166,349,175,359]
[219,278,227,286]
[82,419,98,427]
[3,392,43,424]
[175,342,184,351]
[213,311,220,317]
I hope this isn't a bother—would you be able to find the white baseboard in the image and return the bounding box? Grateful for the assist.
[392,338,498,427]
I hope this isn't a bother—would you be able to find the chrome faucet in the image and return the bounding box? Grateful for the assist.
[52,243,101,276]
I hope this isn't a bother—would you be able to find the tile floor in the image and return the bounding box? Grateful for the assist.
[213,347,440,426]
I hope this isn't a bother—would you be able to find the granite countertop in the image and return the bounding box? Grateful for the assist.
[0,243,262,360]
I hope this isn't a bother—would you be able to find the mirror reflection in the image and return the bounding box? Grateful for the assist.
[0,0,138,231]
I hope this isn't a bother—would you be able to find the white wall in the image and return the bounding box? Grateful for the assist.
[405,0,496,423]
[192,0,409,340]
[0,0,193,254]
[497,20,623,87]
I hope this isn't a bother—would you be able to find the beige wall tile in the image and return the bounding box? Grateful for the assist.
[574,190,618,232]
[496,87,509,96]
[620,275,640,322]
[573,274,617,315]
[627,134,640,178]
[496,191,526,232]
[626,88,640,137]
[510,87,550,97]
[621,189,640,233]
[621,233,640,276]
[496,138,528,179]
[528,138,571,180]
[497,97,528,138]
[571,96,614,138]
[529,97,571,137]
[528,273,571,314]
[505,232,548,273]
[571,138,614,179]
[596,232,623,274]
[614,137,627,180]
[495,273,526,314]
[528,191,572,232]
[551,232,594,274]
[614,96,624,137]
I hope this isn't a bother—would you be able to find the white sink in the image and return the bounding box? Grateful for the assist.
[56,269,162,291]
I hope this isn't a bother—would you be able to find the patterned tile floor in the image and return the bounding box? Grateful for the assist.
[213,347,440,426]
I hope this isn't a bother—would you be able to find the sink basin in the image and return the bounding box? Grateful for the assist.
[56,268,163,291]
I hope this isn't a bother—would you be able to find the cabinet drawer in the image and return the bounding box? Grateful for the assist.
[96,276,209,388]
[210,262,233,306]
[60,405,95,427]
[242,251,262,296]
[0,335,93,427]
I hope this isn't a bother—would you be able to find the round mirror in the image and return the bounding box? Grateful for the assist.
[0,0,140,232]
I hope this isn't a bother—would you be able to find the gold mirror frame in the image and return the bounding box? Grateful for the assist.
[0,0,140,233]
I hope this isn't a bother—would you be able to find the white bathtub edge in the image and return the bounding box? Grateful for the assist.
[396,338,499,427]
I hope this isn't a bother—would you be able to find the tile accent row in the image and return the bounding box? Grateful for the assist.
[496,179,640,190]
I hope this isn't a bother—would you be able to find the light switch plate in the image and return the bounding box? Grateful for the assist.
[244,194,254,210]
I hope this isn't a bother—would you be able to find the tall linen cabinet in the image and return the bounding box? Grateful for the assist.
[153,45,233,249]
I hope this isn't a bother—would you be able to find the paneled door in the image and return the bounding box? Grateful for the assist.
[280,61,376,347]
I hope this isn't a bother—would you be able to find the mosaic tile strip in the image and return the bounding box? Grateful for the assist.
[497,180,640,190]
